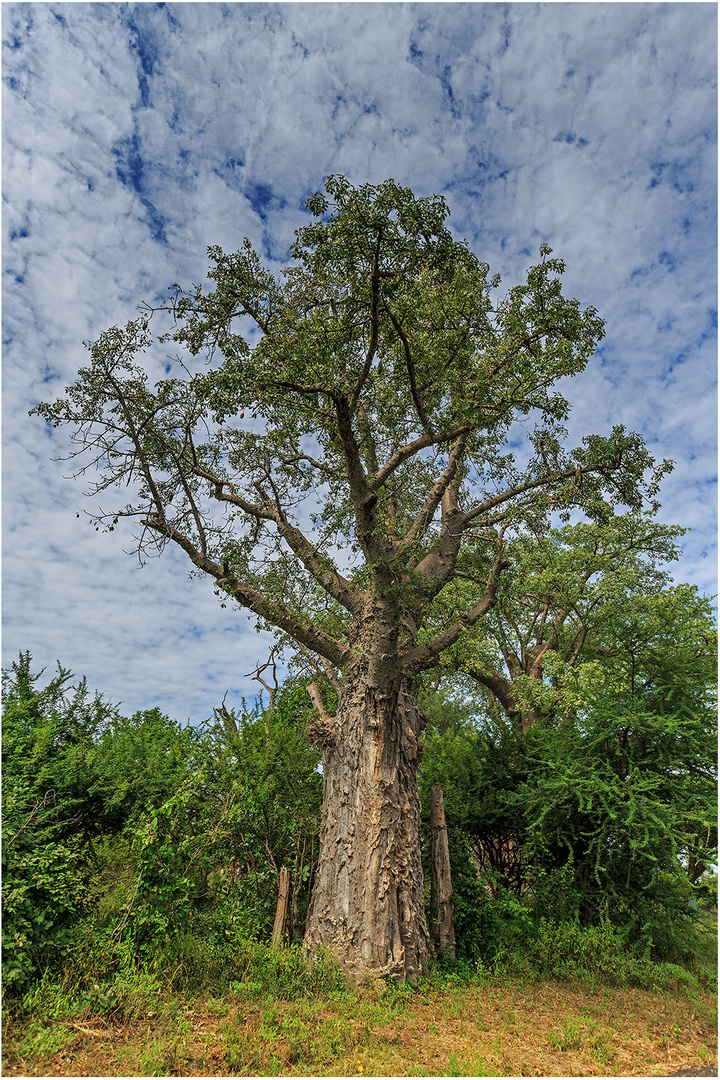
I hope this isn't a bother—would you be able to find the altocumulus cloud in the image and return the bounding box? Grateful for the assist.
[3,2,716,724]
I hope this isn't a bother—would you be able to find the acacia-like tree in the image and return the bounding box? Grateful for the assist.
[453,511,685,734]
[34,177,669,980]
[426,513,716,901]
[419,580,717,951]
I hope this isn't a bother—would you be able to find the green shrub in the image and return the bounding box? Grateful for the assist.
[2,799,91,993]
[14,927,347,1023]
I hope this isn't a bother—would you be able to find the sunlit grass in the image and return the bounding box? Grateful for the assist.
[3,966,716,1077]
[4,910,716,1077]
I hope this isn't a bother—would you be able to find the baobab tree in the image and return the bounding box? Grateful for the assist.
[34,176,669,980]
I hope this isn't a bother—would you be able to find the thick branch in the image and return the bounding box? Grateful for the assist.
[306,681,336,726]
[142,515,352,670]
[356,404,380,476]
[320,657,344,695]
[372,425,472,492]
[255,478,364,617]
[568,625,589,667]
[465,666,518,716]
[305,682,337,750]
[334,395,386,563]
[398,434,468,559]
[402,542,510,673]
[409,443,468,593]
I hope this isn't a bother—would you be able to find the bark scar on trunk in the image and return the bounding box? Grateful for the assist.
[304,672,431,983]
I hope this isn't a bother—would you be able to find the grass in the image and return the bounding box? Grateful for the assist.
[3,968,717,1077]
[4,910,716,1077]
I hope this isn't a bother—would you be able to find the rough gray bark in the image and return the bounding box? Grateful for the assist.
[304,660,431,982]
[429,784,456,959]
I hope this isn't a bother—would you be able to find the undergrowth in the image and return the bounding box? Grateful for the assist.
[12,936,348,1025]
[5,907,716,1030]
[487,914,718,996]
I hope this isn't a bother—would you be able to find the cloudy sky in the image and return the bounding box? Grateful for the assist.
[3,2,717,725]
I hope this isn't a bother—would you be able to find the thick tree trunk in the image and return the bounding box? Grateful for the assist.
[304,664,431,982]
[429,785,456,959]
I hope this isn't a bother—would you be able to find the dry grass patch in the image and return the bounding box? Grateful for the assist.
[3,978,716,1077]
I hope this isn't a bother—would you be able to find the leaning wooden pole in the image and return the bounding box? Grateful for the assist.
[271,866,291,946]
[429,785,456,959]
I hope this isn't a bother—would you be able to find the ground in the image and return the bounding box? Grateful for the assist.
[4,977,717,1077]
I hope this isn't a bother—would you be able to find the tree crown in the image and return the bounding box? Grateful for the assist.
[33,177,672,679]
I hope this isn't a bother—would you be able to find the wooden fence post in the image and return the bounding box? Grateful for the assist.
[271,866,291,946]
[429,784,456,959]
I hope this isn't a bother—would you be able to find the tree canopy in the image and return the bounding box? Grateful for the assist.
[444,510,686,732]
[420,575,717,959]
[34,176,670,687]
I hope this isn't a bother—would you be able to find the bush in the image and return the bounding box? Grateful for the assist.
[2,789,91,993]
[14,928,347,1023]
[2,653,115,993]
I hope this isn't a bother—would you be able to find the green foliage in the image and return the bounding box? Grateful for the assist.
[88,707,204,830]
[2,652,325,1000]
[29,177,677,980]
[2,788,89,992]
[199,682,323,937]
[696,871,718,911]
[32,178,669,696]
[490,912,714,995]
[2,653,117,992]
[420,580,717,965]
[2,652,213,994]
[91,680,323,956]
[2,651,117,837]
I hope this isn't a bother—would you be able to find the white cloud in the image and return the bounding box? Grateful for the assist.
[3,2,716,721]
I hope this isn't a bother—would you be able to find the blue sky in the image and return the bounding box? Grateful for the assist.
[3,2,717,724]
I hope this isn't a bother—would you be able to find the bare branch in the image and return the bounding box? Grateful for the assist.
[385,306,432,433]
[281,453,341,480]
[349,233,382,415]
[189,459,363,615]
[249,647,282,725]
[462,462,613,527]
[320,656,344,695]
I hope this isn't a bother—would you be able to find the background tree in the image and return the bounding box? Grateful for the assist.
[2,654,324,989]
[420,581,717,962]
[196,682,323,942]
[89,682,324,960]
[442,510,684,734]
[34,176,669,980]
[88,707,204,833]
